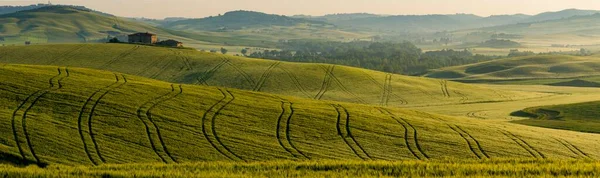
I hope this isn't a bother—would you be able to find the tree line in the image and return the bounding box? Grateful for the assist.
[247,41,499,75]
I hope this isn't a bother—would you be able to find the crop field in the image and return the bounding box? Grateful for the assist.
[516,100,600,134]
[0,44,544,107]
[0,64,599,169]
[1,159,600,177]
[425,54,600,86]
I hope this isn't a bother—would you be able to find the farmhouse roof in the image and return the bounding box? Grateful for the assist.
[128,32,156,36]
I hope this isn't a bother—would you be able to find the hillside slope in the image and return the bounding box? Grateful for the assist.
[0,6,162,43]
[0,44,537,107]
[517,101,600,133]
[0,64,599,167]
[425,55,600,84]
[164,10,330,31]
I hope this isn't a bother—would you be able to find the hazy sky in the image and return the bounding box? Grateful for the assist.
[2,0,600,19]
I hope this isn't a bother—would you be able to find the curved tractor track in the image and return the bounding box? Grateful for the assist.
[554,138,590,159]
[499,130,546,159]
[324,65,366,104]
[448,125,490,159]
[225,60,256,87]
[11,67,70,167]
[253,62,281,92]
[136,84,183,164]
[77,74,128,165]
[196,58,229,85]
[378,108,429,160]
[313,65,334,100]
[279,66,312,98]
[276,101,310,159]
[333,104,371,160]
[439,80,451,98]
[201,89,245,161]
[362,72,407,106]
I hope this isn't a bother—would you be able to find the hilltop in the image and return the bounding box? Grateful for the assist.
[327,9,600,33]
[163,10,331,31]
[0,6,164,43]
[516,100,600,134]
[0,64,598,167]
[0,43,535,107]
[424,54,600,85]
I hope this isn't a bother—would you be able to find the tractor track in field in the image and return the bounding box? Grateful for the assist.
[146,84,183,163]
[201,89,244,161]
[448,125,489,159]
[314,65,333,100]
[362,72,407,106]
[136,84,181,164]
[378,108,429,160]
[88,74,128,164]
[253,62,281,92]
[466,111,487,120]
[150,57,178,79]
[100,45,140,69]
[11,68,69,167]
[197,58,229,85]
[453,91,469,103]
[225,60,256,87]
[500,130,545,159]
[77,74,125,165]
[554,138,590,159]
[324,65,366,104]
[279,67,311,98]
[49,44,86,65]
[333,104,371,160]
[439,80,450,98]
[174,50,193,71]
[276,101,310,159]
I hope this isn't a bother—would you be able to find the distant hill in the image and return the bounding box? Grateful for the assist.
[521,9,600,23]
[0,4,50,15]
[0,6,165,43]
[476,13,600,36]
[293,13,382,22]
[330,9,600,33]
[424,55,600,84]
[163,10,331,31]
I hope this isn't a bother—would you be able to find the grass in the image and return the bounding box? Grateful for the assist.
[1,159,600,177]
[0,64,599,168]
[0,43,535,107]
[425,54,600,85]
[516,101,600,134]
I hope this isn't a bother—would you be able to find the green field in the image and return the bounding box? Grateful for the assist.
[0,43,536,107]
[1,64,599,168]
[2,159,600,177]
[516,101,600,134]
[425,54,600,86]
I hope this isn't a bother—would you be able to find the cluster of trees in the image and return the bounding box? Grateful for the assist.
[248,41,498,75]
[480,39,521,48]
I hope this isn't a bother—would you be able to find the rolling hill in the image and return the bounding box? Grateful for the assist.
[0,43,537,107]
[424,54,600,85]
[326,9,599,33]
[0,6,277,49]
[516,101,600,134]
[0,64,599,168]
[163,10,331,31]
[0,6,162,43]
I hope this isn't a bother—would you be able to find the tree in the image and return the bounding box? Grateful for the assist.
[241,49,248,56]
[108,37,120,43]
[220,47,228,54]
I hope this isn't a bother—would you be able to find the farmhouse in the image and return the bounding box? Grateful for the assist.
[128,32,157,44]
